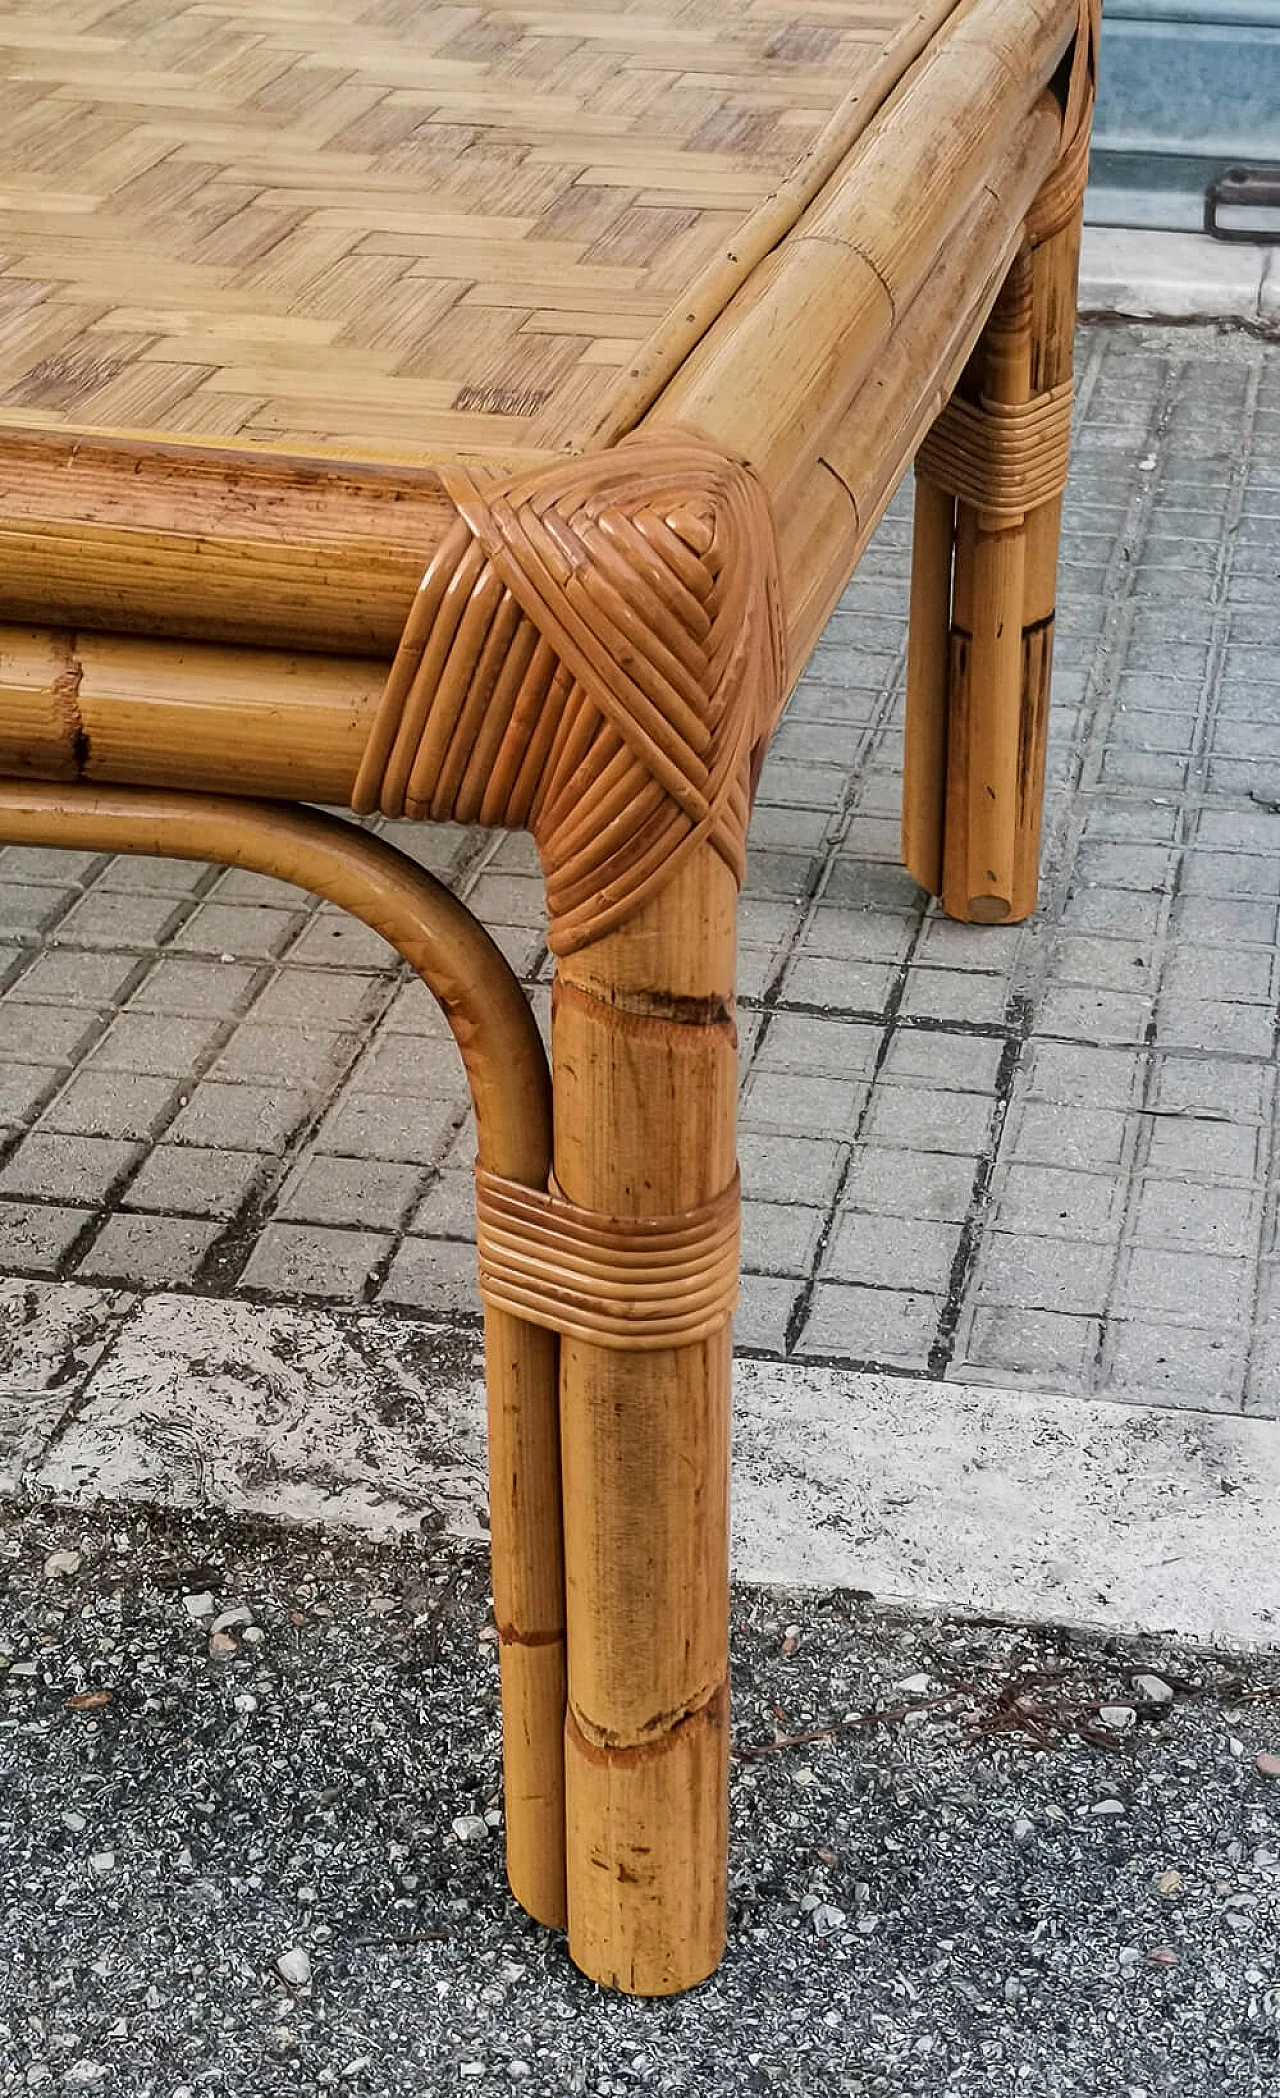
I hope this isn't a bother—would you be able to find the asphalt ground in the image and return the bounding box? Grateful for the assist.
[1,1502,1278,2098]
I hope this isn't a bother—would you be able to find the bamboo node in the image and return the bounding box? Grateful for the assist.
[915,380,1074,530]
[352,431,785,956]
[475,1165,740,1351]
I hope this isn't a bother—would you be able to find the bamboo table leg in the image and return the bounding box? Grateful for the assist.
[903,112,1091,923]
[552,848,737,1995]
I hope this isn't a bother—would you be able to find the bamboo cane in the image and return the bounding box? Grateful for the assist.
[552,847,737,1994]
[1011,200,1087,915]
[0,781,568,1932]
[940,249,1035,921]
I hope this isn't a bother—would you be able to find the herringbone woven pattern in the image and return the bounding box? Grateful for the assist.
[0,0,932,460]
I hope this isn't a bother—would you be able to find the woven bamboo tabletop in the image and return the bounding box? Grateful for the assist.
[0,0,952,463]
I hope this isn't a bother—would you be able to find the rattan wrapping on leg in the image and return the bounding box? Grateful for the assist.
[352,431,784,957]
[915,380,1073,529]
[475,1166,740,1352]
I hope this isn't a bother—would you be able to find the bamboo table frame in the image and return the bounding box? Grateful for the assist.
[0,0,1098,1994]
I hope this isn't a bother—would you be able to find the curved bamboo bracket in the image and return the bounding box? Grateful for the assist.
[0,780,551,1184]
[352,431,786,956]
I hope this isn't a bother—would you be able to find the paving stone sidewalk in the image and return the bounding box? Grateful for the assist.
[3,321,1280,1460]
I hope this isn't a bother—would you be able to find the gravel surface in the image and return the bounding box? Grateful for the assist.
[1,1503,1278,2097]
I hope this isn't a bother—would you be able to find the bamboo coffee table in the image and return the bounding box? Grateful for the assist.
[0,0,1098,1995]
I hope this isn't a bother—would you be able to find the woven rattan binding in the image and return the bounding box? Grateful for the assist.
[353,430,785,956]
[475,1165,740,1351]
[915,379,1074,529]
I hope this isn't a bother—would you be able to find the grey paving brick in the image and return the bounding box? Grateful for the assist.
[53,889,187,949]
[97,855,211,896]
[1024,1042,1142,1110]
[1131,1178,1261,1260]
[739,1069,865,1139]
[0,1134,141,1206]
[0,1003,102,1066]
[798,905,916,965]
[1114,1246,1254,1326]
[409,1170,477,1242]
[167,1081,310,1156]
[128,959,258,1017]
[1075,841,1177,892]
[276,1154,424,1230]
[249,969,386,1028]
[0,1064,62,1129]
[958,1306,1102,1386]
[1060,885,1164,940]
[0,845,100,886]
[798,1282,940,1366]
[823,861,925,913]
[286,910,405,971]
[749,804,832,852]
[86,1012,223,1078]
[742,848,818,903]
[736,944,782,1002]
[314,1091,459,1167]
[824,1213,959,1292]
[840,1146,977,1224]
[741,1200,824,1279]
[0,883,78,938]
[343,1034,466,1098]
[897,969,1008,1026]
[754,756,847,811]
[1038,985,1153,1046]
[738,1131,845,1207]
[77,1213,221,1286]
[3,956,135,1011]
[0,1201,93,1273]
[171,901,303,960]
[211,866,307,907]
[974,1232,1114,1316]
[1080,803,1182,847]
[241,1223,392,1300]
[378,1236,478,1316]
[991,1163,1125,1242]
[732,1273,799,1353]
[879,1030,1005,1095]
[1152,1054,1273,1124]
[862,1085,994,1155]
[1102,1321,1246,1412]
[1172,896,1278,949]
[1182,850,1280,902]
[754,1014,880,1077]
[211,1023,354,1090]
[38,1070,177,1142]
[1008,1099,1130,1172]
[1160,947,1276,1004]
[1155,999,1275,1059]
[122,1145,264,1220]
[779,954,894,1011]
[1144,1113,1262,1182]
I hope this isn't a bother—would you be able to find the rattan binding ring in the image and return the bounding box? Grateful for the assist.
[475,1165,741,1351]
